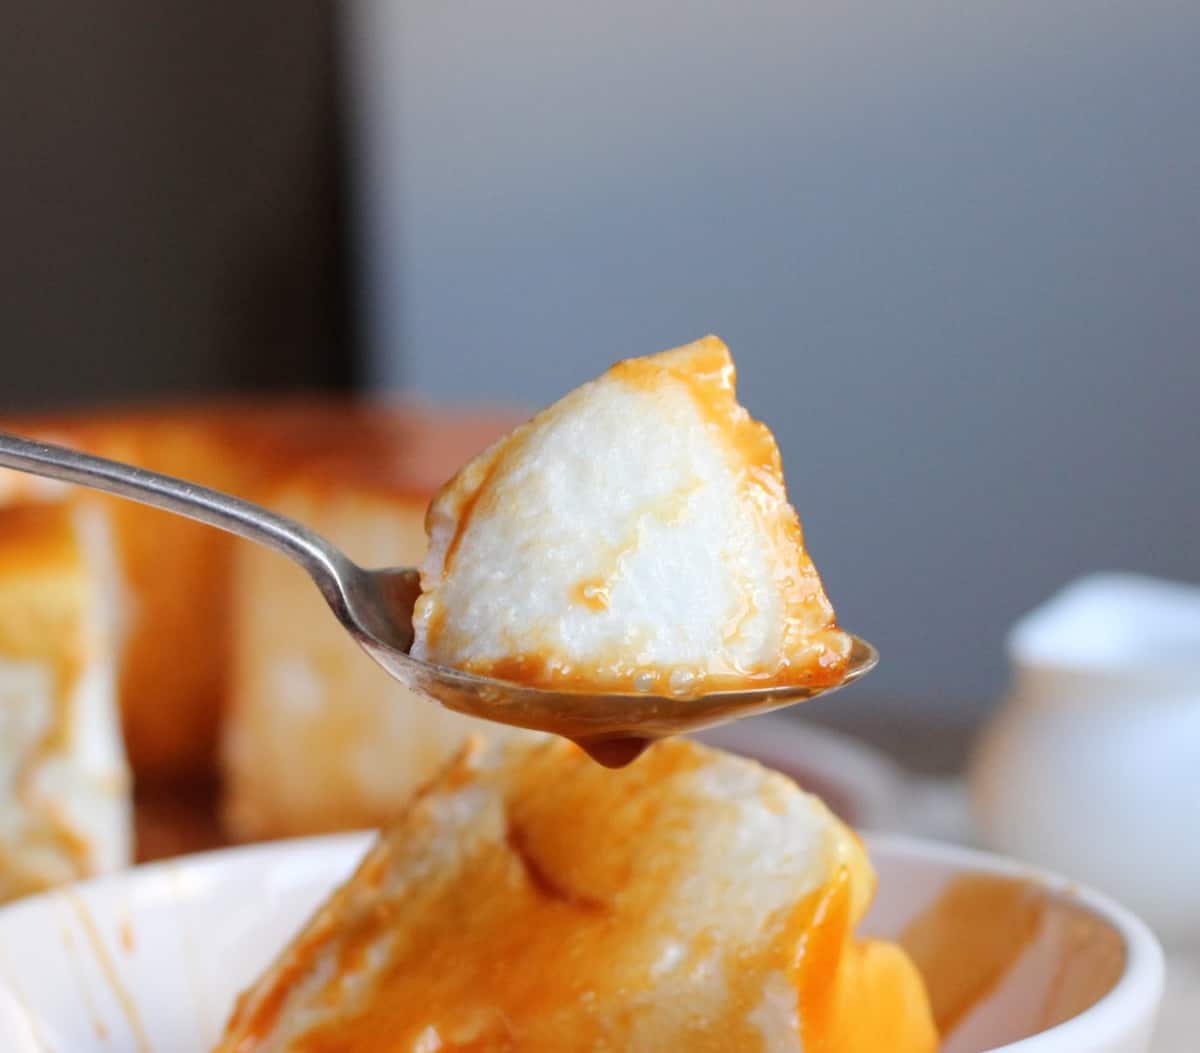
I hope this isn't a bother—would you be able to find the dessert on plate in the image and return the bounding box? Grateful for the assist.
[414,336,851,697]
[216,738,937,1053]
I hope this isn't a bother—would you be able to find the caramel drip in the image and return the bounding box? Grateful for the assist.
[60,922,109,1040]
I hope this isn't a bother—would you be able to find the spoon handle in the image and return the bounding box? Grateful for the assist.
[0,430,355,610]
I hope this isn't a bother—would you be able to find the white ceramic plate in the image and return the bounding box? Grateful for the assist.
[0,834,1163,1053]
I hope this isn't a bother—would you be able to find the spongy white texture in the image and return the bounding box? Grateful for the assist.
[412,338,844,691]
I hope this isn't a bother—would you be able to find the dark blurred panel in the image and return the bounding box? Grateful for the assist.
[0,2,353,411]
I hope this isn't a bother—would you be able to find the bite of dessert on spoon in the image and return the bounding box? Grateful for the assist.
[0,336,873,766]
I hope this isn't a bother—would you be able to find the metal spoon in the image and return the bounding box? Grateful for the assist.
[0,431,876,765]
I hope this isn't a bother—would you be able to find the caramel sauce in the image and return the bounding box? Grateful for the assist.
[562,482,699,621]
[570,578,611,611]
[66,890,152,1053]
[609,336,770,468]
[424,644,849,702]
[900,875,1046,1035]
[573,736,650,768]
[788,868,938,1052]
[60,922,110,1040]
[439,447,506,575]
[218,740,936,1053]
[898,875,1125,1043]
[1036,905,1124,1031]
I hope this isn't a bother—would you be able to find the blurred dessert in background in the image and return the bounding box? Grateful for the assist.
[414,336,851,696]
[216,737,937,1053]
[220,403,540,840]
[0,502,129,900]
[0,399,531,855]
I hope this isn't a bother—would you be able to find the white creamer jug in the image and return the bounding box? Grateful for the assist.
[971,574,1200,946]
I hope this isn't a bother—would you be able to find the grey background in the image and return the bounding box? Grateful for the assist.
[1,3,1195,748]
[348,0,1200,729]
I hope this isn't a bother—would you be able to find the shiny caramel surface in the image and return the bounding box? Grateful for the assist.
[216,739,935,1053]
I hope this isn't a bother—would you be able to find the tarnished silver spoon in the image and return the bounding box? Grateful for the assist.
[0,431,876,766]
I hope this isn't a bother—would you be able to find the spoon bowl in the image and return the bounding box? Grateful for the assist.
[0,431,875,762]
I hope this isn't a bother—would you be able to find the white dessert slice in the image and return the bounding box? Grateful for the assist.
[215,737,935,1052]
[413,336,851,695]
[0,503,131,900]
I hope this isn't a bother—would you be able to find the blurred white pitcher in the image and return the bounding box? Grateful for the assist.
[972,574,1200,946]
